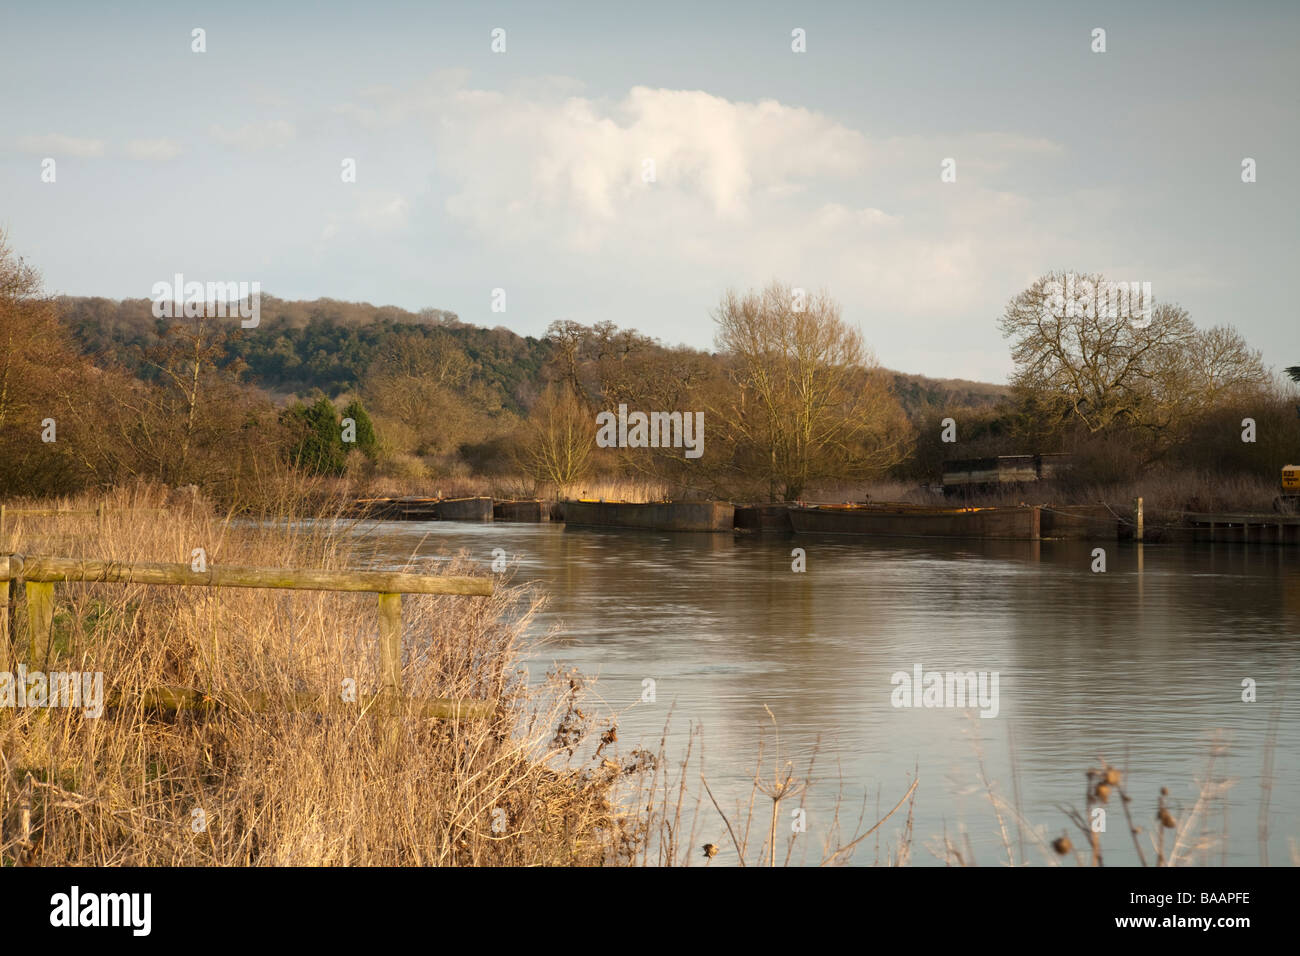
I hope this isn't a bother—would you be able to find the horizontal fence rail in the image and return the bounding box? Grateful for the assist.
[0,501,168,540]
[0,552,494,718]
[120,686,495,720]
[5,555,492,595]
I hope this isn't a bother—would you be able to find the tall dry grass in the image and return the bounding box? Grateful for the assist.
[0,486,643,865]
[268,472,678,511]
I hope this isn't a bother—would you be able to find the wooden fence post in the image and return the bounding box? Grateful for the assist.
[377,592,402,696]
[1133,497,1144,542]
[26,580,54,665]
[19,772,33,850]
[0,555,10,674]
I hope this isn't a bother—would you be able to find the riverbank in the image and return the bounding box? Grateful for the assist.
[0,487,648,865]
[295,466,1294,538]
[341,491,1300,545]
[3,488,1293,865]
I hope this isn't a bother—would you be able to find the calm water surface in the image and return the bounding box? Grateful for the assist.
[340,518,1299,866]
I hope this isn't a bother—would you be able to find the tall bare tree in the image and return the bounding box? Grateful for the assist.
[1001,271,1269,445]
[712,281,911,500]
[360,332,491,458]
[514,384,594,487]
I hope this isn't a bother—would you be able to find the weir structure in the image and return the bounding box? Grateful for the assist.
[561,499,735,533]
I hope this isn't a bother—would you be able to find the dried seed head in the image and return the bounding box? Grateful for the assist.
[1159,808,1177,829]
[1052,835,1072,855]
[702,843,719,859]
[1095,783,1112,803]
[1104,768,1120,786]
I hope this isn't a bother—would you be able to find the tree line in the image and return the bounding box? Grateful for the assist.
[3,229,1295,507]
[517,276,1295,502]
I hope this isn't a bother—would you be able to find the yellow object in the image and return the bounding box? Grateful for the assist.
[1283,466,1300,491]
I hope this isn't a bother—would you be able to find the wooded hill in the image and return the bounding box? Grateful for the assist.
[55,295,1007,419]
[57,295,549,414]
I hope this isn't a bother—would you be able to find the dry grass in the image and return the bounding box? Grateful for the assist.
[1060,470,1282,517]
[270,473,678,510]
[553,477,673,503]
[0,486,645,865]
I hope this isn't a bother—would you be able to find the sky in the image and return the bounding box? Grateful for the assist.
[2,0,1297,382]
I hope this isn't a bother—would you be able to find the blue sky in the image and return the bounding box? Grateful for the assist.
[2,0,1297,381]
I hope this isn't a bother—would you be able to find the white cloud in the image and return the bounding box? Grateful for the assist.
[349,81,1064,288]
[126,138,182,161]
[332,76,1076,361]
[425,85,875,243]
[16,134,105,157]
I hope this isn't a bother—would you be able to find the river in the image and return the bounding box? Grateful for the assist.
[342,518,1299,866]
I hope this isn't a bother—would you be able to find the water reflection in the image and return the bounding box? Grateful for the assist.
[343,518,1299,866]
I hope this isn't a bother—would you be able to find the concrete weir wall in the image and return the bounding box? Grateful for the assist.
[562,500,735,533]
[788,504,1042,540]
[436,497,494,521]
[1040,505,1118,540]
[493,499,548,522]
[351,498,440,520]
[733,504,794,533]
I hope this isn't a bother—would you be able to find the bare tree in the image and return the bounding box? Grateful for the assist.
[514,384,595,488]
[1001,271,1268,445]
[712,281,911,501]
[361,332,486,457]
[1178,323,1272,419]
[140,314,244,483]
[543,320,590,404]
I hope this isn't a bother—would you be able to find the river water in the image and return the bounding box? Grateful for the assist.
[343,518,1299,866]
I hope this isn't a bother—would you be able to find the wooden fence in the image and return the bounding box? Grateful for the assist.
[0,552,495,719]
[1,504,102,541]
[0,502,172,540]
